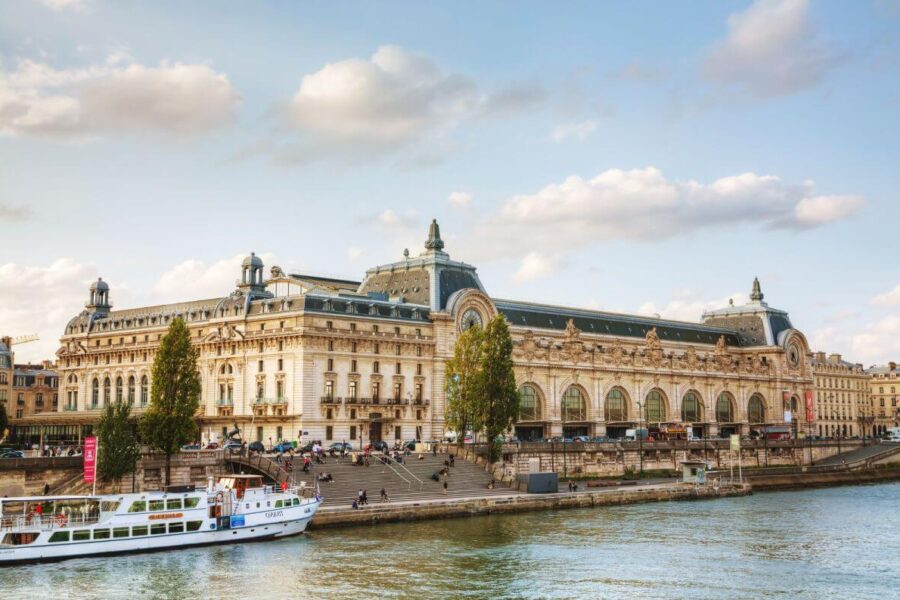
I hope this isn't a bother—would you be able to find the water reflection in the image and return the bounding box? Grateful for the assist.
[4,483,900,599]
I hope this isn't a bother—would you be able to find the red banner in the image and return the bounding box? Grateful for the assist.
[83,436,97,483]
[805,390,814,424]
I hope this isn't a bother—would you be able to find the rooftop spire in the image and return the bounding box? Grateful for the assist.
[425,218,444,252]
[750,276,764,302]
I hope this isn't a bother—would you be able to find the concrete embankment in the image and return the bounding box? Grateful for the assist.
[744,466,900,491]
[308,482,750,530]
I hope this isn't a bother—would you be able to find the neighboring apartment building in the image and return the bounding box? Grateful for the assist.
[811,352,871,438]
[22,221,816,447]
[0,337,13,431]
[11,361,59,421]
[867,361,899,436]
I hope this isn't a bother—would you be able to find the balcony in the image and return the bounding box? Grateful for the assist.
[217,399,234,407]
[320,396,342,405]
[63,405,78,412]
[413,398,430,406]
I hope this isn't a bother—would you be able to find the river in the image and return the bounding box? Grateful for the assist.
[3,483,899,599]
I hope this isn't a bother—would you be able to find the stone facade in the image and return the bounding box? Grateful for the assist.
[10,361,58,421]
[867,361,899,435]
[811,352,871,438]
[26,221,819,447]
[0,337,12,433]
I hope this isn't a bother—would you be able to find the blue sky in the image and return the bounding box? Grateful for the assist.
[1,0,899,365]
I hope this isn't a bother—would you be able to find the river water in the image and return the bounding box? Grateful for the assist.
[2,483,899,599]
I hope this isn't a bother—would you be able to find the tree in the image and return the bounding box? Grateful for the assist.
[96,399,141,492]
[444,324,485,448]
[0,401,8,442]
[478,315,520,463]
[140,317,201,485]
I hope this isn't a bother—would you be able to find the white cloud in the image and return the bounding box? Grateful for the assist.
[872,283,900,308]
[447,191,472,210]
[0,58,240,139]
[375,209,418,231]
[0,259,101,362]
[0,204,29,221]
[637,290,749,323]
[814,315,900,367]
[551,119,598,143]
[704,0,841,97]
[153,253,276,303]
[36,0,86,11]
[477,167,863,258]
[512,252,564,283]
[278,45,543,162]
[346,246,363,261]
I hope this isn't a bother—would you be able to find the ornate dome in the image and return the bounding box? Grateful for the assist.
[242,252,264,268]
[89,277,109,292]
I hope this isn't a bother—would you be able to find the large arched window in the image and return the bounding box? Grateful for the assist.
[92,378,99,408]
[127,376,136,405]
[115,376,123,403]
[682,391,702,422]
[140,375,149,406]
[645,389,666,422]
[605,388,628,421]
[103,377,111,406]
[748,394,766,423]
[716,392,735,422]
[519,385,540,421]
[561,386,587,422]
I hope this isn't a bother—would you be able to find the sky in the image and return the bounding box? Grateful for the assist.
[1,0,899,366]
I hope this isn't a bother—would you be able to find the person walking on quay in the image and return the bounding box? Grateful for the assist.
[432,444,437,457]
[358,489,364,506]
[361,489,368,506]
[443,480,448,496]
[380,487,389,502]
[449,454,455,467]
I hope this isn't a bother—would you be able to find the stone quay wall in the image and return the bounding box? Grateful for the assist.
[0,456,83,497]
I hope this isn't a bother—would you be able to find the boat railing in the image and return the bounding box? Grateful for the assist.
[0,512,101,533]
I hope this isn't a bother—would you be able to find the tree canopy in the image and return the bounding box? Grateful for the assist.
[96,399,141,487]
[444,324,485,444]
[139,317,201,483]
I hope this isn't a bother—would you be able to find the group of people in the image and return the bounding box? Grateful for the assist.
[25,444,82,457]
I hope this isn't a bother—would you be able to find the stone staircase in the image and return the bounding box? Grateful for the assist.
[814,441,900,468]
[283,451,518,508]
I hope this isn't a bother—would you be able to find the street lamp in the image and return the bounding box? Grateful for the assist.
[636,399,643,480]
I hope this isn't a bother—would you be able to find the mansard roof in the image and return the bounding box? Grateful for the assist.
[494,299,743,347]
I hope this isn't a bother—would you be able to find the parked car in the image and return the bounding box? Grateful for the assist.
[401,439,420,450]
[0,450,25,459]
[223,440,242,451]
[572,436,591,443]
[273,441,295,453]
[248,441,265,453]
[181,443,201,451]
[328,442,353,453]
[589,436,609,443]
[298,442,316,453]
[372,440,389,452]
[203,442,220,450]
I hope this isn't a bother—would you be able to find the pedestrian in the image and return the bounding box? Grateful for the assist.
[449,454,455,467]
[358,489,364,506]
[352,500,359,510]
[443,480,448,496]
[43,483,50,496]
[362,489,368,505]
[432,444,437,456]
[380,487,388,502]
[281,480,288,492]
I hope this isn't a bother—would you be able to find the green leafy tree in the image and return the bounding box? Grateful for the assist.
[96,399,141,491]
[444,324,485,447]
[478,315,520,463]
[140,317,201,484]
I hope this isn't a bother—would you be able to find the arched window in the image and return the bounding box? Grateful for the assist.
[115,376,123,403]
[92,378,99,408]
[645,389,666,422]
[605,388,628,421]
[519,385,540,421]
[103,377,111,406]
[716,392,734,422]
[748,394,766,423]
[682,391,702,422]
[561,387,586,422]
[126,376,135,404]
[140,375,149,406]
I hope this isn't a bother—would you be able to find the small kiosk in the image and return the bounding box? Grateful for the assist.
[681,461,707,485]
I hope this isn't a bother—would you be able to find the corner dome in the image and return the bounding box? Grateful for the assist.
[242,252,264,268]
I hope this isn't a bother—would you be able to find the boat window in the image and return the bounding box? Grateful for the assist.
[184,497,201,509]
[73,529,91,541]
[113,527,130,539]
[275,500,283,508]
[148,500,165,511]
[100,501,120,512]
[168,522,184,534]
[187,521,203,532]
[256,502,260,508]
[129,500,147,513]
[49,531,71,543]
[267,501,271,508]
[150,524,166,535]
[293,498,300,506]
[93,529,111,540]
[132,526,148,536]
[166,499,183,510]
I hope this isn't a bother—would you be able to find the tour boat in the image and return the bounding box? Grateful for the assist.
[0,474,321,564]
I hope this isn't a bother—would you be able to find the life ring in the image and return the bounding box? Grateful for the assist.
[55,514,68,527]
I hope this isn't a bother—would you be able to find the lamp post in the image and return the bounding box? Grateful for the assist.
[637,399,643,480]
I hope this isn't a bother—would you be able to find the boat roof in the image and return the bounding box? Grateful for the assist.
[0,495,101,503]
[220,474,264,479]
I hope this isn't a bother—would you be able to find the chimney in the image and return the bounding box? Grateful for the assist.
[891,361,897,372]
[828,353,841,364]
[815,351,826,363]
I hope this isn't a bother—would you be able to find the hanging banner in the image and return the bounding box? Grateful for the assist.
[83,436,97,483]
[805,390,815,423]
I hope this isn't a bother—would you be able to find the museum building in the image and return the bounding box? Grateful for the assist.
[40,220,815,446]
